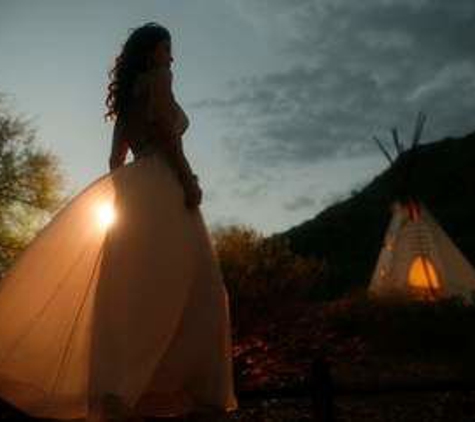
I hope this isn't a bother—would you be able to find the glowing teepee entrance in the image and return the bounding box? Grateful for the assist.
[405,202,440,300]
[407,255,440,300]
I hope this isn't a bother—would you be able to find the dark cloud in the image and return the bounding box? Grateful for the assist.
[283,194,317,212]
[193,0,475,168]
[231,180,269,199]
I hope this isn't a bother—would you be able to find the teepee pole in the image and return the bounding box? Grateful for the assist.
[411,111,427,150]
[374,136,394,164]
[420,253,439,300]
[391,128,403,154]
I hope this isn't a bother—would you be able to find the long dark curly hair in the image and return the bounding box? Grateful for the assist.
[104,22,171,122]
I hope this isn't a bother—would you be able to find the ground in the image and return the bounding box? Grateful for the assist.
[1,297,474,421]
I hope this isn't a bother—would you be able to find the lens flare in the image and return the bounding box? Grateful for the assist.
[96,202,116,229]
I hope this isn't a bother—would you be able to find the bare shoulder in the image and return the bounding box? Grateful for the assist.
[150,66,173,86]
[133,66,172,96]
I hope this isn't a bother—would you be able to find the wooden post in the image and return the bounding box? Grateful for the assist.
[311,357,335,422]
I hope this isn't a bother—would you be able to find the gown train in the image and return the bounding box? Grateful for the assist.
[0,149,238,420]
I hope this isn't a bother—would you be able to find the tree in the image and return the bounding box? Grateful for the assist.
[0,93,66,276]
[211,224,325,335]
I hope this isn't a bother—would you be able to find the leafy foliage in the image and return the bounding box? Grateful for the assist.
[0,93,66,275]
[211,224,326,335]
[327,294,475,363]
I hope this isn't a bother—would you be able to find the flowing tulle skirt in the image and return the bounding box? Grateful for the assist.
[0,151,238,420]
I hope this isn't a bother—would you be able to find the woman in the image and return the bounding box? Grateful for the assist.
[0,22,238,421]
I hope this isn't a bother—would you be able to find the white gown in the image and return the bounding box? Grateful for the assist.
[0,67,238,420]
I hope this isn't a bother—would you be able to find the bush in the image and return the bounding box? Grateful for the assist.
[211,224,325,334]
[325,294,475,362]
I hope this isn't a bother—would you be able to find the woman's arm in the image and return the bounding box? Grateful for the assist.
[160,136,198,186]
[109,118,129,171]
[147,67,197,186]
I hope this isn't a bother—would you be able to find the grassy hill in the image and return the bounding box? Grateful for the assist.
[270,129,475,298]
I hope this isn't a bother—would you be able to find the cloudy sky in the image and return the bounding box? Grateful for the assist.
[0,0,474,235]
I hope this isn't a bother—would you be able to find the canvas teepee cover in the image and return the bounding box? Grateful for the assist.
[368,201,475,302]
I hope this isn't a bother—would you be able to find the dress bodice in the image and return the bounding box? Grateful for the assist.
[172,101,190,138]
[121,66,190,159]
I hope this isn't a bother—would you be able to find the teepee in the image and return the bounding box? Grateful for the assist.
[368,113,475,303]
[369,200,475,302]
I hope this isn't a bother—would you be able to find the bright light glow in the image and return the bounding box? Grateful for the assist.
[96,202,116,229]
[408,256,440,291]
